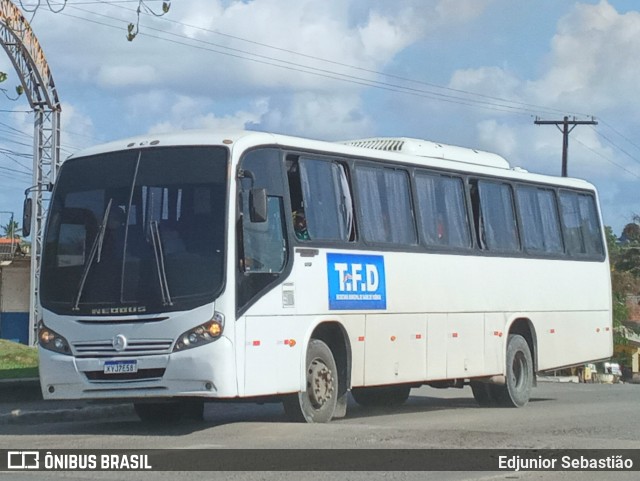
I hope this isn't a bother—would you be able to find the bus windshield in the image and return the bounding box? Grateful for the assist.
[41,146,228,316]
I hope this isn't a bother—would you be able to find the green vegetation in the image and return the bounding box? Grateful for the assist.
[0,339,38,379]
[607,219,640,365]
[1,218,19,238]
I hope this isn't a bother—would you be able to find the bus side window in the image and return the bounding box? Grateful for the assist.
[236,148,289,313]
[287,156,355,242]
[241,194,287,273]
[516,186,563,255]
[559,191,604,257]
[471,179,519,252]
[354,165,416,245]
[415,172,471,249]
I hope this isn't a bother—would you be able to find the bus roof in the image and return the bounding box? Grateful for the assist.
[341,137,511,170]
[66,129,596,191]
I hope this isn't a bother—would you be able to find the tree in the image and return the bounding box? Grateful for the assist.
[614,219,640,279]
[622,221,640,243]
[607,220,640,366]
[1,218,19,238]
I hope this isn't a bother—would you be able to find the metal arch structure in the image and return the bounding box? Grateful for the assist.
[0,0,61,345]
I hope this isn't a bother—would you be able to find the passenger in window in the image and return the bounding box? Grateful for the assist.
[436,214,446,243]
[293,210,309,240]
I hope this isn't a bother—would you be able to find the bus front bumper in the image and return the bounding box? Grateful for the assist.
[38,337,238,400]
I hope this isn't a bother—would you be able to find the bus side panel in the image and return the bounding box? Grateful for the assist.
[446,313,485,379]
[426,313,447,380]
[243,313,366,396]
[484,312,505,376]
[363,313,426,386]
[243,314,302,397]
[535,310,612,371]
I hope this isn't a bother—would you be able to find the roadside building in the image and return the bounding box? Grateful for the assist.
[0,238,30,344]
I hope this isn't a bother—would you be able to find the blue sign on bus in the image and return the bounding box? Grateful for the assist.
[327,253,386,310]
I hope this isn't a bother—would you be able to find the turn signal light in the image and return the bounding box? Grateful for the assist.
[173,312,224,352]
[38,321,71,355]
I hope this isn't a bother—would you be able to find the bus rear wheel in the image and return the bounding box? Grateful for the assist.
[492,334,533,408]
[283,339,338,423]
[351,385,411,407]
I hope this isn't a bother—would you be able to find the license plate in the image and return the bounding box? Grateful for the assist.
[104,360,138,374]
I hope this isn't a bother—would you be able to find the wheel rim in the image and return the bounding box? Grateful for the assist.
[511,351,526,390]
[307,357,334,409]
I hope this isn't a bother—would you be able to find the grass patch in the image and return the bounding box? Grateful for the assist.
[0,339,39,379]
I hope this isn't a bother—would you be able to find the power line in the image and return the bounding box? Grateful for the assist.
[591,125,640,168]
[55,4,589,119]
[573,136,640,180]
[596,119,640,158]
[0,150,31,172]
[100,0,589,119]
[0,163,31,177]
[26,1,640,186]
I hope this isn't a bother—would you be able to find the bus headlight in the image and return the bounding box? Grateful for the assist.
[38,321,71,355]
[173,312,224,352]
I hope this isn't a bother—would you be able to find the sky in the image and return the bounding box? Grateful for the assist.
[1,0,640,236]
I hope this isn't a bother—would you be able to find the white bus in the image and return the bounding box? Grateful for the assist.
[35,130,612,423]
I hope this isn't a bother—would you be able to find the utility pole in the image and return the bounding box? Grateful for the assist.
[0,0,61,345]
[534,116,597,177]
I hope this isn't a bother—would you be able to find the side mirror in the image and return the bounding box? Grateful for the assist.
[22,197,32,238]
[249,188,268,223]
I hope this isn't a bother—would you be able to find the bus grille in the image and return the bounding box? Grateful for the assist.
[84,368,166,382]
[72,339,173,357]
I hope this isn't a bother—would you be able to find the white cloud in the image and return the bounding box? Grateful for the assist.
[97,65,157,89]
[30,0,491,97]
[435,0,495,24]
[528,0,640,116]
[59,102,97,152]
[263,92,374,140]
[476,119,517,159]
[440,1,640,232]
[10,0,495,145]
[147,95,268,134]
[357,9,425,62]
[450,66,522,104]
[442,1,640,176]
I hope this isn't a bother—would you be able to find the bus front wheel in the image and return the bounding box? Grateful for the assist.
[283,339,338,423]
[492,334,533,408]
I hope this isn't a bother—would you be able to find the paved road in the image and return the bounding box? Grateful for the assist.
[0,382,638,480]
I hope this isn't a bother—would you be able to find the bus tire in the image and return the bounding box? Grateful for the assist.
[351,385,411,407]
[493,334,533,408]
[470,381,496,407]
[283,339,338,423]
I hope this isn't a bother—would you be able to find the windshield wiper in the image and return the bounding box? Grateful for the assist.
[72,199,113,311]
[150,220,173,306]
